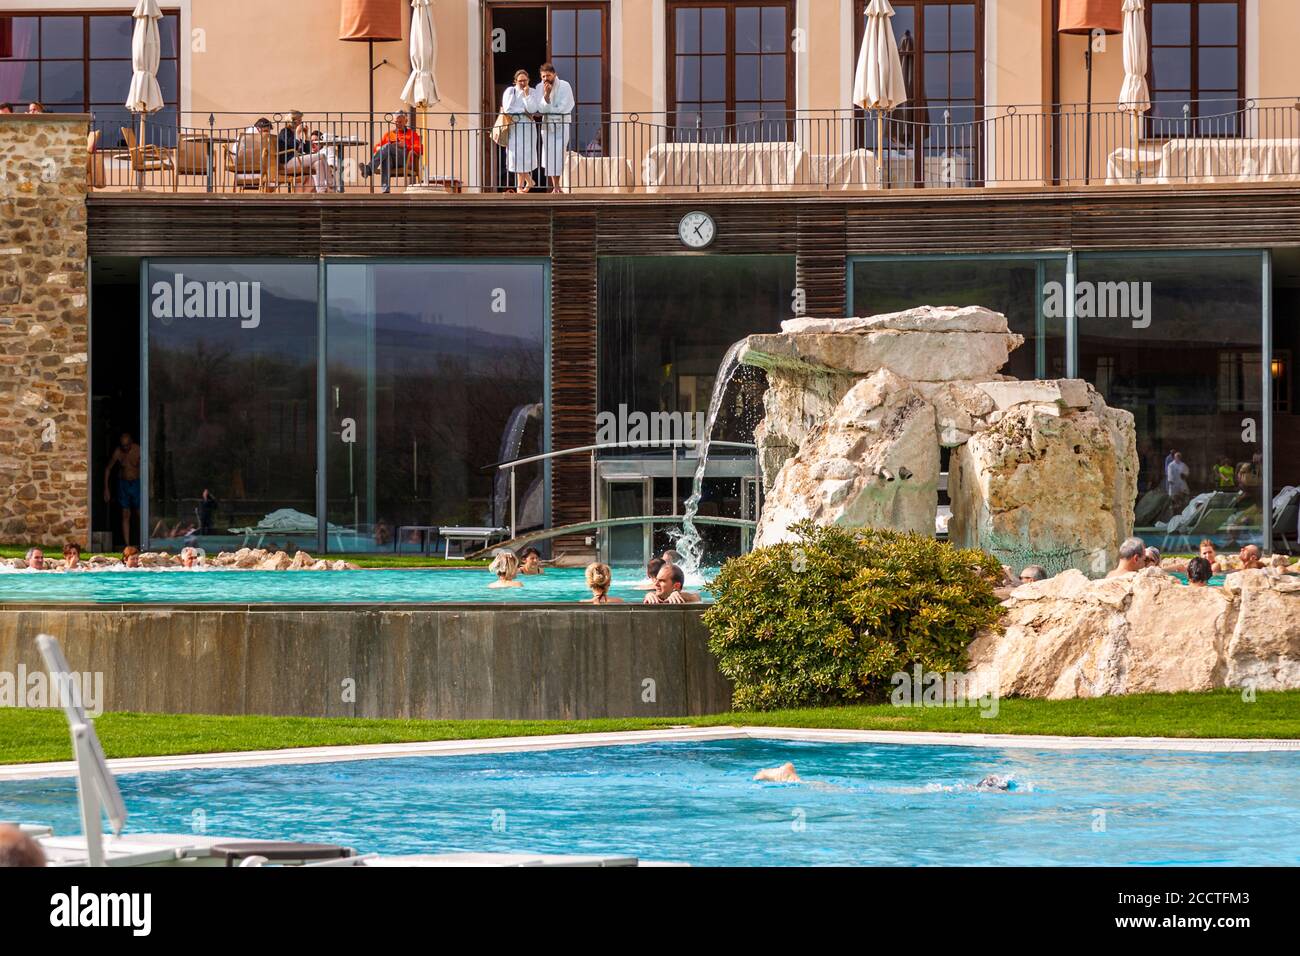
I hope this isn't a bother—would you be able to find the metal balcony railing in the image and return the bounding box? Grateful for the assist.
[87,98,1300,195]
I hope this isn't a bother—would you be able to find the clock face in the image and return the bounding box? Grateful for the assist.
[678,211,716,249]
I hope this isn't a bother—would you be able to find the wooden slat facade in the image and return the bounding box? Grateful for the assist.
[88,185,1300,535]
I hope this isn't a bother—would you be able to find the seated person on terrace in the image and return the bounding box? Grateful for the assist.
[1186,557,1214,588]
[360,111,421,194]
[278,110,333,192]
[24,548,45,570]
[643,563,701,605]
[582,563,624,605]
[1107,537,1146,577]
[488,550,523,588]
[519,547,545,575]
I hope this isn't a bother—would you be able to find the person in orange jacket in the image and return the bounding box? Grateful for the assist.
[361,111,422,193]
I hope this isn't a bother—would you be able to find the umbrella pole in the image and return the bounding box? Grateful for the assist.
[876,110,885,188]
[137,113,146,191]
[1084,44,1094,186]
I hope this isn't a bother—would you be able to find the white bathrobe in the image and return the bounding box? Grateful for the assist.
[537,78,575,176]
[501,85,541,174]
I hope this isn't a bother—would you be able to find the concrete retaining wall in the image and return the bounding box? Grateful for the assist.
[0,604,732,720]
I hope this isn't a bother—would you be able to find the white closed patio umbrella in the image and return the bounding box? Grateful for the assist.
[853,0,908,186]
[125,0,164,188]
[400,0,440,109]
[400,0,439,186]
[1118,0,1151,148]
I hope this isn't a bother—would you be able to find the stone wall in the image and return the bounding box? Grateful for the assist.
[0,604,732,720]
[0,115,89,547]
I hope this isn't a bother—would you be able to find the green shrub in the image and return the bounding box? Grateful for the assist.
[702,521,1005,711]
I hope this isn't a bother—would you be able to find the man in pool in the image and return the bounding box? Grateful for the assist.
[1238,544,1263,571]
[1107,537,1146,577]
[122,546,141,568]
[643,563,700,604]
[104,431,142,547]
[662,550,682,566]
[24,548,45,570]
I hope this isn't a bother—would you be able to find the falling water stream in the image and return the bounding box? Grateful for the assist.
[673,339,748,581]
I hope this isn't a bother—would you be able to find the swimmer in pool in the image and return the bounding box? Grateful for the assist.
[975,774,1014,791]
[753,762,801,783]
[488,550,523,588]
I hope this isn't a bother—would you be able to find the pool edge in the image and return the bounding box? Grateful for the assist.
[2,725,1297,781]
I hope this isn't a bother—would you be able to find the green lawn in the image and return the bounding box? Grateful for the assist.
[3,690,1297,766]
[0,546,487,569]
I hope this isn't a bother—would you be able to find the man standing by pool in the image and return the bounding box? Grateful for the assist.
[103,431,141,547]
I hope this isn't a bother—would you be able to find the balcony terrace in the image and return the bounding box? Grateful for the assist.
[87,98,1300,197]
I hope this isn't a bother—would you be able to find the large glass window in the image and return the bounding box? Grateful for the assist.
[599,255,793,561]
[668,1,794,142]
[851,255,1067,381]
[0,11,180,147]
[1077,252,1265,550]
[1147,0,1243,134]
[325,262,548,553]
[145,261,318,552]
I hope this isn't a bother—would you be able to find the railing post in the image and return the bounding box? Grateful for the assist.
[510,469,517,539]
[672,445,678,516]
[590,450,597,524]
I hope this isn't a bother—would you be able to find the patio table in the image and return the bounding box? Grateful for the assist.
[319,134,367,192]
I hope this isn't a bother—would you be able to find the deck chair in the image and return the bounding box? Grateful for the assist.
[1161,491,1242,552]
[1272,491,1300,554]
[120,126,177,191]
[225,131,278,192]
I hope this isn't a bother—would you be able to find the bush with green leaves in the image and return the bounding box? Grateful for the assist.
[702,521,1006,711]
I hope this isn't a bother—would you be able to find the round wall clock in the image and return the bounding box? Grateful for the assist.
[678,211,716,249]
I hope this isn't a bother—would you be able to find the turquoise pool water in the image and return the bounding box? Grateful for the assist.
[3,739,1297,866]
[0,567,711,604]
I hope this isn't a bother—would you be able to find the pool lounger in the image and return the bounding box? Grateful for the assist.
[22,634,667,868]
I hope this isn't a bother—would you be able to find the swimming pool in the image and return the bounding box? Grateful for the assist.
[0,567,712,604]
[3,738,1296,865]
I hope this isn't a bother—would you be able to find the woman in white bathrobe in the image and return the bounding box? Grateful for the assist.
[501,70,541,192]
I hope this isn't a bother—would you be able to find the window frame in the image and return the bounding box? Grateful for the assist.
[1144,0,1246,137]
[852,0,985,185]
[0,10,181,126]
[665,0,797,138]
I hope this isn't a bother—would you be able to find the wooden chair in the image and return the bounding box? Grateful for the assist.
[225,131,278,192]
[86,128,105,189]
[119,126,177,191]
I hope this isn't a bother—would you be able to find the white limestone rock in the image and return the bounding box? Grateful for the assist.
[965,568,1300,698]
[947,399,1137,576]
[755,371,940,546]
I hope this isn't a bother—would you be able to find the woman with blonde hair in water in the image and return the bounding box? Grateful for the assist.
[582,562,623,604]
[488,550,523,589]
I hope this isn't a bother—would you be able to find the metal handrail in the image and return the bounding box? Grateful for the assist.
[90,97,1300,194]
[491,439,760,540]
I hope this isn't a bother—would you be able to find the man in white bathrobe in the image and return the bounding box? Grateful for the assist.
[537,62,575,192]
